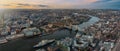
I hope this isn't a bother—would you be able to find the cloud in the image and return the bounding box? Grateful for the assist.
[0,4,11,6]
[84,0,120,9]
[35,5,48,7]
[17,3,31,6]
[94,0,112,3]
[101,1,120,9]
[16,3,48,7]
[15,3,49,9]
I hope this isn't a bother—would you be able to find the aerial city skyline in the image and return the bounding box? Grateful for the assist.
[0,0,120,9]
[0,0,120,51]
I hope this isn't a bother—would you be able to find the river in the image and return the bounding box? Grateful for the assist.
[72,15,100,31]
[0,15,100,51]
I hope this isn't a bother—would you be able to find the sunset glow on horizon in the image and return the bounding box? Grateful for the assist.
[0,0,99,9]
[0,0,120,9]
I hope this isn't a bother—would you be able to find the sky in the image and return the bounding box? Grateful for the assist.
[0,0,120,9]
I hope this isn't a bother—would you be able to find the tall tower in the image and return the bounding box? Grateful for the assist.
[0,13,4,31]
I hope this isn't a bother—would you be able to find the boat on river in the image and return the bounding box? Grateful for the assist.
[33,39,55,48]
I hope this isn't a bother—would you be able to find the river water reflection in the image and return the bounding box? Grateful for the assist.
[72,15,100,31]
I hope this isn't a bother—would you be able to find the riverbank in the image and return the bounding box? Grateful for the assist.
[0,29,76,51]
